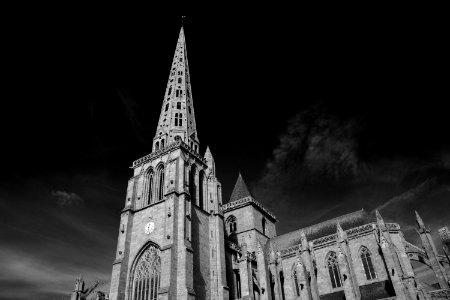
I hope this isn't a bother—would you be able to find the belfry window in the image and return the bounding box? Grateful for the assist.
[360,247,376,280]
[161,139,164,149]
[176,90,182,97]
[178,71,183,75]
[144,169,154,205]
[165,103,169,112]
[178,78,182,84]
[157,166,164,201]
[131,245,161,300]
[167,86,172,96]
[177,102,181,109]
[327,252,342,288]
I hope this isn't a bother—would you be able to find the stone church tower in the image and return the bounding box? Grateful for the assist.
[109,26,229,300]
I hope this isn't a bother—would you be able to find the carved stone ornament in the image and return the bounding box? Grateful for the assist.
[145,222,155,235]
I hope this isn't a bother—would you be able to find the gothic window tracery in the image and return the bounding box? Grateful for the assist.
[226,215,237,234]
[360,246,376,280]
[131,245,161,300]
[327,251,342,288]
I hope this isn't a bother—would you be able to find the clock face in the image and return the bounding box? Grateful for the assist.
[145,222,155,235]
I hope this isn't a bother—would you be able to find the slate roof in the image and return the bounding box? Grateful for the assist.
[267,209,373,251]
[229,173,253,203]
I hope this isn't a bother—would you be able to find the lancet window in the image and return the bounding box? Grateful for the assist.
[156,165,164,201]
[143,169,154,205]
[226,215,237,234]
[327,251,342,288]
[360,247,376,280]
[130,245,161,300]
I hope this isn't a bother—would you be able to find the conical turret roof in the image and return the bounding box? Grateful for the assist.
[230,173,253,202]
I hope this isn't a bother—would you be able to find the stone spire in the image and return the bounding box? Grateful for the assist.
[153,26,199,153]
[230,173,253,202]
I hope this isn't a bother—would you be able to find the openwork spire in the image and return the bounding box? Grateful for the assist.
[153,26,199,153]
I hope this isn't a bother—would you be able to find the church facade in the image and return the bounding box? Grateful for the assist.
[71,26,450,300]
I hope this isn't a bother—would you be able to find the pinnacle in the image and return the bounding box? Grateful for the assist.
[229,173,253,203]
[415,210,425,228]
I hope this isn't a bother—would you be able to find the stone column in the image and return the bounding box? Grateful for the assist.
[268,247,281,300]
[376,210,408,300]
[336,223,360,299]
[296,251,312,300]
[337,246,358,300]
[256,242,272,300]
[238,243,253,298]
[300,232,320,300]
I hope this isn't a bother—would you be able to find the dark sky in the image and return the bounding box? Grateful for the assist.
[1,13,449,299]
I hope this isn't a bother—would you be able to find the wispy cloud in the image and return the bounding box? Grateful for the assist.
[51,190,84,206]
[252,101,450,248]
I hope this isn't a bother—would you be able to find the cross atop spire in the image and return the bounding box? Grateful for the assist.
[153,26,199,153]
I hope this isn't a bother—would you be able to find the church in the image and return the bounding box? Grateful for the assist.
[70,26,450,300]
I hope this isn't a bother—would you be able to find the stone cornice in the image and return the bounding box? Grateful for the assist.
[132,141,207,168]
[222,196,277,222]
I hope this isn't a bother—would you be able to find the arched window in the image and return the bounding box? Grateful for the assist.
[131,245,161,300]
[167,86,172,96]
[280,271,286,300]
[199,170,205,209]
[262,218,267,235]
[144,169,154,205]
[155,142,159,152]
[226,215,237,234]
[174,113,178,126]
[161,139,164,149]
[177,102,181,109]
[360,247,376,280]
[189,165,196,203]
[178,78,182,84]
[292,266,300,297]
[327,252,342,288]
[157,166,164,201]
[165,103,169,112]
[178,114,182,126]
